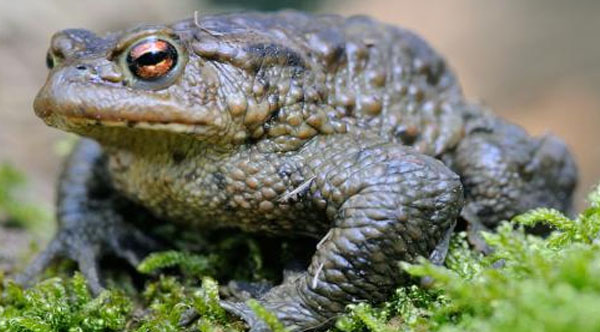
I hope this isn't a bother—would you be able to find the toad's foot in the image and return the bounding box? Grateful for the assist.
[16,205,160,294]
[220,296,333,332]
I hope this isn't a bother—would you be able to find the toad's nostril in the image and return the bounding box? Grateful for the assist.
[76,65,87,71]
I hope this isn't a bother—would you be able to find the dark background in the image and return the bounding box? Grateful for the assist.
[1,0,598,216]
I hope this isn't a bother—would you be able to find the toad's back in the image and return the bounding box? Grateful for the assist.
[172,11,466,155]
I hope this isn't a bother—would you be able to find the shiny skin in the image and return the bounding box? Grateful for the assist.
[24,11,576,331]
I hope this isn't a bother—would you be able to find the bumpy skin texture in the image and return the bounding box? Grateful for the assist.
[25,11,577,331]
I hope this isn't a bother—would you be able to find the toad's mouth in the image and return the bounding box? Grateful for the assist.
[33,76,223,138]
[35,102,217,139]
[42,112,210,134]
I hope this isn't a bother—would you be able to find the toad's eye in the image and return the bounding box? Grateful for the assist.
[126,38,178,80]
[46,51,54,69]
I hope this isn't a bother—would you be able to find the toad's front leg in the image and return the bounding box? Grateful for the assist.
[223,136,464,331]
[17,139,162,293]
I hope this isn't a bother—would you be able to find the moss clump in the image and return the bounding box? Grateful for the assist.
[0,273,131,331]
[2,164,600,332]
[133,276,240,332]
[137,251,220,278]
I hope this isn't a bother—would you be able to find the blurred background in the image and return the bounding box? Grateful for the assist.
[0,0,598,217]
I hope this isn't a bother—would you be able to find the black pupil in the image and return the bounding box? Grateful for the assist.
[136,50,168,66]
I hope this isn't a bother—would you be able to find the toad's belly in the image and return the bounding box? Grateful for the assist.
[106,147,330,238]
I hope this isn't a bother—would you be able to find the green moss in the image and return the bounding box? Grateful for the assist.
[2,169,600,331]
[0,273,131,331]
[137,251,219,277]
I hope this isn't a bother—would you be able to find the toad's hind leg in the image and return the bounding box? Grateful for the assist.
[447,116,577,252]
[16,139,161,293]
[223,138,464,331]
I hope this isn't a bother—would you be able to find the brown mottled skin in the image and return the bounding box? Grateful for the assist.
[21,11,576,331]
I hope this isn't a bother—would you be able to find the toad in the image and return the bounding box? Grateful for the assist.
[22,11,577,331]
